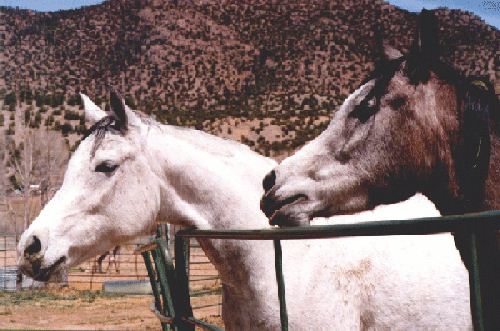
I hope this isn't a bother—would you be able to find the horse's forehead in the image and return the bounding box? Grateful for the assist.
[386,73,411,92]
[337,80,376,113]
[93,138,135,162]
[72,133,129,163]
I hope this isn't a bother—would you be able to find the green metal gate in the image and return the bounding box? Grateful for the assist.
[138,211,500,331]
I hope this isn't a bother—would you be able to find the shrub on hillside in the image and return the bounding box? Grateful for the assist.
[60,123,73,136]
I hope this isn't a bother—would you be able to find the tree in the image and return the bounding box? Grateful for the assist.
[0,134,18,235]
[6,128,69,229]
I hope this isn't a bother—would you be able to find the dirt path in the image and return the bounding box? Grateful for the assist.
[0,290,223,330]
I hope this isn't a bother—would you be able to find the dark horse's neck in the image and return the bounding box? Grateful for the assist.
[429,89,500,329]
[455,129,500,330]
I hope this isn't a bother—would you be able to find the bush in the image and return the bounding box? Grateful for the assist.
[51,93,64,107]
[67,94,81,106]
[35,92,45,107]
[24,109,31,124]
[34,112,42,124]
[60,123,73,136]
[64,109,80,120]
[4,92,16,106]
[20,89,33,103]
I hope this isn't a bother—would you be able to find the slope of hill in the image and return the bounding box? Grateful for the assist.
[0,0,498,157]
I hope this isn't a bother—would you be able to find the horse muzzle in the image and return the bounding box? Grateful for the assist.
[18,234,67,282]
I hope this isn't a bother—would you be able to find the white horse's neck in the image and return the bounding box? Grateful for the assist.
[145,124,275,229]
[144,124,280,327]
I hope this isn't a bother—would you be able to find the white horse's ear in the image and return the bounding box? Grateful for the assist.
[80,93,106,123]
[383,43,403,60]
[124,104,142,127]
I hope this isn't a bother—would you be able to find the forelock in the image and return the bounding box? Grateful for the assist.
[80,116,119,157]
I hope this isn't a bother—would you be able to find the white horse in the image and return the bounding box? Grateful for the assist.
[18,92,470,329]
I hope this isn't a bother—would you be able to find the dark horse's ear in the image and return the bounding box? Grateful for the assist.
[109,90,128,133]
[406,9,440,83]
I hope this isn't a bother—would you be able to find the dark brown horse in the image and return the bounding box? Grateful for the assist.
[261,10,499,329]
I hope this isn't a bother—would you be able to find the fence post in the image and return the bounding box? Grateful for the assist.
[274,240,288,331]
[467,232,485,331]
[142,251,170,331]
[467,230,500,331]
[174,235,195,331]
[152,245,177,330]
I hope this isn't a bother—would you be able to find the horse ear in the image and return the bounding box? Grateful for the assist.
[415,9,440,63]
[124,104,143,127]
[110,90,128,133]
[80,93,106,123]
[406,10,440,83]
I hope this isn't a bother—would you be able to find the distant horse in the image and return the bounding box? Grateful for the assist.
[17,90,470,329]
[262,10,498,329]
[92,245,121,274]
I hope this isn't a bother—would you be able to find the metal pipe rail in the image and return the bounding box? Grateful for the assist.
[140,211,500,331]
[174,211,500,240]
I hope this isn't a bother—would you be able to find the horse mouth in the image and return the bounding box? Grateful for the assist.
[31,256,67,282]
[261,194,309,226]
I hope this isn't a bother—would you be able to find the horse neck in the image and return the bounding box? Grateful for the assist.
[146,125,274,228]
[426,88,499,215]
[145,125,278,301]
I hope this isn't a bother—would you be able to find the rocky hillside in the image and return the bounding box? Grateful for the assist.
[0,0,498,157]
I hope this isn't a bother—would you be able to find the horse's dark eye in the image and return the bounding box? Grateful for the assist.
[95,162,118,173]
[389,96,407,109]
[349,100,377,123]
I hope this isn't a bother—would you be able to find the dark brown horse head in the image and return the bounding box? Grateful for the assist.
[261,10,496,226]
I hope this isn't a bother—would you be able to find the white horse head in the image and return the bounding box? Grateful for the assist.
[17,92,160,280]
[18,91,275,282]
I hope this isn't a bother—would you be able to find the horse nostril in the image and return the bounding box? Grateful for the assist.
[24,236,42,257]
[263,170,276,192]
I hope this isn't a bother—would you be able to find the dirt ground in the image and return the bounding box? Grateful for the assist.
[0,289,224,330]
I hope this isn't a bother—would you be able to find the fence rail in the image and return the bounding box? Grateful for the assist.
[174,211,500,240]
[141,210,500,331]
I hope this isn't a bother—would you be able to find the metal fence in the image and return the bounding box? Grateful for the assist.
[0,234,19,291]
[139,211,500,331]
[0,234,153,291]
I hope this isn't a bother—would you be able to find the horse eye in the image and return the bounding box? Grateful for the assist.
[95,162,119,173]
[389,96,407,109]
[349,100,377,123]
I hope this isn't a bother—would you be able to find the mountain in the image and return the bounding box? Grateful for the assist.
[0,0,498,157]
